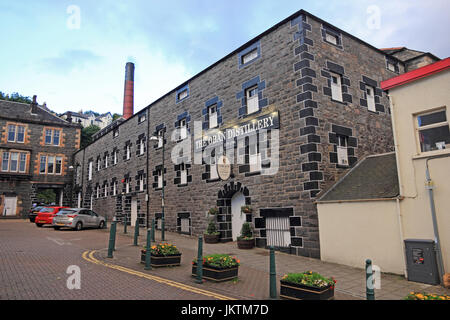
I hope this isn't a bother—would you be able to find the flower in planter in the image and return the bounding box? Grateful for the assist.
[281,271,336,289]
[241,205,252,213]
[404,292,450,300]
[208,207,219,215]
[142,243,180,256]
[192,254,240,269]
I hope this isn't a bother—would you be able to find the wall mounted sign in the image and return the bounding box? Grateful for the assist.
[194,110,279,152]
[217,155,231,181]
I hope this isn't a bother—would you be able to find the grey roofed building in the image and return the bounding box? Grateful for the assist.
[317,152,399,202]
[0,99,69,125]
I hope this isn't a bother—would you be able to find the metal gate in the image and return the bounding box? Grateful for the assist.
[266,216,291,248]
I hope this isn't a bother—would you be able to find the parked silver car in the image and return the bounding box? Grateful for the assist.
[52,208,105,231]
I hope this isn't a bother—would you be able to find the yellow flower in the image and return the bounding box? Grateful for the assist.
[416,294,424,299]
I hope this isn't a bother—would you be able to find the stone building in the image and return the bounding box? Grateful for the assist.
[73,9,439,258]
[0,96,81,218]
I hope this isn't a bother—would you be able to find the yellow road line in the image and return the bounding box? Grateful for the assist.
[82,250,235,300]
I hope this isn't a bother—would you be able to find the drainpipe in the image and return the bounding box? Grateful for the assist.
[425,154,450,285]
[395,198,407,278]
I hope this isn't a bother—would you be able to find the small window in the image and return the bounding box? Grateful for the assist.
[139,139,145,155]
[157,129,164,148]
[113,181,118,196]
[113,129,119,138]
[126,145,131,160]
[246,86,259,115]
[366,86,376,112]
[387,62,396,72]
[1,152,9,171]
[55,156,62,174]
[180,163,187,185]
[242,48,258,65]
[17,126,25,143]
[113,150,118,165]
[125,179,130,193]
[40,156,46,174]
[47,156,55,174]
[96,185,100,199]
[178,89,188,101]
[88,161,93,180]
[104,155,108,168]
[249,143,261,172]
[9,153,18,172]
[325,32,338,45]
[208,105,218,129]
[7,125,16,142]
[53,130,60,146]
[45,129,52,144]
[139,175,144,191]
[416,109,450,153]
[210,154,218,180]
[138,113,146,123]
[19,153,27,173]
[337,135,349,166]
[157,169,163,188]
[330,72,343,102]
[179,118,187,140]
[104,184,108,198]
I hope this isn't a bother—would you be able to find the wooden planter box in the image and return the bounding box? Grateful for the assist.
[141,250,181,267]
[192,264,239,282]
[280,280,334,300]
[204,233,220,244]
[237,238,255,249]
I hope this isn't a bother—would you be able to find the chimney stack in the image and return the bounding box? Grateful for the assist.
[123,62,135,120]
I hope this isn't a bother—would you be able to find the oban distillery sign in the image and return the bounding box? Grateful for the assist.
[194,111,280,152]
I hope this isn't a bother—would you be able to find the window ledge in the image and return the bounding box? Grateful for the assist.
[245,171,261,177]
[206,178,221,183]
[331,99,347,105]
[412,149,450,160]
[177,183,189,188]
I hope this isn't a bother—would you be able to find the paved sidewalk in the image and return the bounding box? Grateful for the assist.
[95,225,450,300]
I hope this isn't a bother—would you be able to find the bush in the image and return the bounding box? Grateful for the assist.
[193,254,240,269]
[205,220,220,236]
[281,271,336,289]
[237,222,253,240]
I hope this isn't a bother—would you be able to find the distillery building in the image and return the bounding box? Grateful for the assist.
[73,9,440,259]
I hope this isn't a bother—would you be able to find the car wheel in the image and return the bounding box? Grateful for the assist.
[53,226,61,230]
[75,222,83,231]
[98,221,105,229]
[36,223,43,227]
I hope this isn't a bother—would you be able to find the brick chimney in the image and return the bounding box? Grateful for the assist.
[123,62,135,120]
[31,95,39,114]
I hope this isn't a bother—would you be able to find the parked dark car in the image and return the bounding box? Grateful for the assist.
[29,206,45,222]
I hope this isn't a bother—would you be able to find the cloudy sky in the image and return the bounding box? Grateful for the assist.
[0,0,448,115]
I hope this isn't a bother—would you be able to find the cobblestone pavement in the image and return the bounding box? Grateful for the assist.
[0,220,233,300]
[1,220,449,300]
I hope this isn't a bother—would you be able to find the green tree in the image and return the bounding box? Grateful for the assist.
[112,113,122,121]
[0,91,33,104]
[81,125,101,148]
[37,189,56,204]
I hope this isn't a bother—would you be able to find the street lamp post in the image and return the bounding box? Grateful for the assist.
[150,131,165,241]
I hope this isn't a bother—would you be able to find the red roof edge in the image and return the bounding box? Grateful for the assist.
[381,57,450,91]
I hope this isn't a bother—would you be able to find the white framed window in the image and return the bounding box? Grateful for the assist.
[44,129,61,146]
[1,152,9,171]
[76,165,81,184]
[104,184,108,198]
[157,169,163,188]
[139,139,145,155]
[249,148,262,173]
[104,155,108,168]
[242,48,258,65]
[179,118,187,140]
[157,129,164,148]
[246,86,259,115]
[139,175,144,191]
[125,179,130,193]
[40,156,46,174]
[113,150,118,165]
[416,109,450,153]
[113,181,118,196]
[8,125,25,143]
[366,86,376,112]
[19,153,27,173]
[210,156,218,180]
[126,145,131,160]
[97,158,101,171]
[330,72,343,102]
[96,185,100,199]
[55,156,62,175]
[178,89,188,101]
[208,105,218,129]
[138,113,146,123]
[47,156,55,174]
[113,129,119,138]
[7,125,16,142]
[337,135,349,166]
[88,161,93,181]
[180,163,187,185]
[325,32,338,45]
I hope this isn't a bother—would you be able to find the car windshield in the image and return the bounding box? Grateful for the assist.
[33,207,43,212]
[40,207,55,213]
[58,209,77,215]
